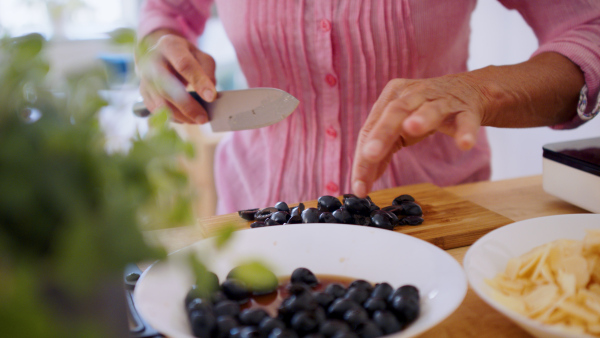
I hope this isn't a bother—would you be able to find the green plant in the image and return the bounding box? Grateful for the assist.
[0,32,195,337]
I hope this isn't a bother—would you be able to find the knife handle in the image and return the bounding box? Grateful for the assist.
[132,92,207,118]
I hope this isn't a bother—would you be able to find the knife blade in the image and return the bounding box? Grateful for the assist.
[132,88,299,132]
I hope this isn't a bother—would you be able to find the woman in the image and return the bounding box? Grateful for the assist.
[137,0,600,214]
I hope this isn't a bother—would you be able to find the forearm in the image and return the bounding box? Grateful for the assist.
[467,52,585,128]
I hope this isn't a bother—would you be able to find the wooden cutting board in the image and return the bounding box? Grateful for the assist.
[195,182,513,251]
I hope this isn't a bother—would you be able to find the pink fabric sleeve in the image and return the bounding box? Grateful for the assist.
[500,0,600,129]
[138,0,214,42]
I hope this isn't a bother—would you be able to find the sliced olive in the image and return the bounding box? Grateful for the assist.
[239,208,260,221]
[251,221,267,228]
[400,216,424,225]
[271,211,290,224]
[400,202,422,216]
[392,194,415,205]
[255,207,279,221]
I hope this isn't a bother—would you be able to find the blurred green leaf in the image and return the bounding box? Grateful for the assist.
[108,28,136,46]
[214,223,237,250]
[188,254,219,298]
[228,261,279,295]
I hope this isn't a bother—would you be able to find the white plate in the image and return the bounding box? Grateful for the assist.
[134,223,467,338]
[464,214,600,338]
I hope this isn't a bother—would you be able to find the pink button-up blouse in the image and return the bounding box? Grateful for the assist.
[139,0,600,214]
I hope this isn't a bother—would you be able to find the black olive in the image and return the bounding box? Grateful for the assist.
[301,208,321,223]
[383,211,400,226]
[240,308,270,326]
[251,221,267,228]
[352,215,371,226]
[189,307,217,338]
[216,315,239,338]
[399,202,422,216]
[381,205,403,216]
[235,326,261,338]
[221,279,251,303]
[342,194,358,203]
[280,292,319,315]
[291,267,319,287]
[264,218,280,226]
[344,198,371,216]
[268,328,299,338]
[319,319,351,337]
[259,317,287,337]
[400,216,424,226]
[318,195,343,212]
[304,334,325,338]
[285,215,303,224]
[239,208,260,221]
[371,283,393,300]
[291,311,320,335]
[331,331,359,338]
[370,211,393,230]
[392,194,415,205]
[275,201,290,212]
[348,280,373,293]
[214,299,241,317]
[344,287,370,305]
[390,295,419,327]
[355,321,383,338]
[363,297,387,316]
[187,297,212,313]
[343,307,369,329]
[324,283,346,299]
[319,212,337,223]
[368,204,380,213]
[286,282,311,294]
[185,285,204,307]
[212,290,228,304]
[372,310,402,335]
[255,207,279,221]
[332,208,354,224]
[270,211,290,224]
[313,291,335,309]
[327,298,360,320]
[391,285,420,302]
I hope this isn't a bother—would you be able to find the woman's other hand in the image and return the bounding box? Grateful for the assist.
[351,52,584,197]
[136,29,217,124]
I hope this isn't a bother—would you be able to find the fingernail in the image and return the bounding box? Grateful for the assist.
[460,133,475,149]
[353,180,367,198]
[364,140,384,157]
[203,89,215,102]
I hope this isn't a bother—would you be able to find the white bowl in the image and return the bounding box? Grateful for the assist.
[134,223,467,338]
[464,214,600,338]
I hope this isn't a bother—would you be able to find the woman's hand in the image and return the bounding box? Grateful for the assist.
[136,29,217,124]
[351,52,584,198]
[350,74,486,197]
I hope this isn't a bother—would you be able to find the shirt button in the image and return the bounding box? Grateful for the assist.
[326,126,337,138]
[325,74,337,87]
[326,182,338,193]
[320,19,332,32]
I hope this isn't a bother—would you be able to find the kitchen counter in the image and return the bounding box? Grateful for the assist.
[143,174,590,337]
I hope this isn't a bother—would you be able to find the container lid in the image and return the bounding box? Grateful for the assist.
[543,137,600,177]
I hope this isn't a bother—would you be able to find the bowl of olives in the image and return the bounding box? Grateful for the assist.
[133,224,466,338]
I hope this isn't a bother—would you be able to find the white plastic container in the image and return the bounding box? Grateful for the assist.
[542,137,600,213]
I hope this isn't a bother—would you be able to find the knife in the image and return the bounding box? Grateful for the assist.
[132,88,299,132]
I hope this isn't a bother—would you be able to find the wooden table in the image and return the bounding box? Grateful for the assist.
[144,175,590,337]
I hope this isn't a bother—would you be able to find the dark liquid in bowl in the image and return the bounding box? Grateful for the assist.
[242,274,357,317]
